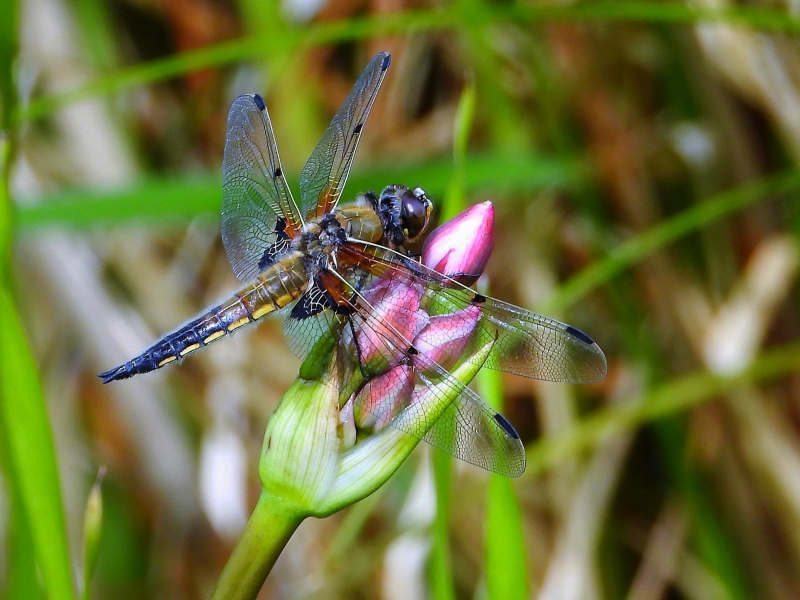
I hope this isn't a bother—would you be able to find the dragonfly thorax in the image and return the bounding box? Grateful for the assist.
[295,207,380,276]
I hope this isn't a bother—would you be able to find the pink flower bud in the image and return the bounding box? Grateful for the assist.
[421,201,495,286]
[353,364,414,431]
[413,305,481,371]
[357,279,429,372]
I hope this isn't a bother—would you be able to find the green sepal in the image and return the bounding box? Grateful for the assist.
[259,376,341,516]
[258,332,494,517]
[297,322,341,382]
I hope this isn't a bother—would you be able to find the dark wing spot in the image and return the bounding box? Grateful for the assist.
[331,302,355,317]
[353,123,363,135]
[291,287,328,319]
[253,94,266,111]
[273,167,282,178]
[381,53,391,71]
[493,413,520,439]
[407,346,419,356]
[258,247,276,270]
[472,293,487,304]
[565,325,594,345]
[291,282,354,319]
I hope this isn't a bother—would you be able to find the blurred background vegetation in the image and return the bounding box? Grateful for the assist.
[3,0,800,598]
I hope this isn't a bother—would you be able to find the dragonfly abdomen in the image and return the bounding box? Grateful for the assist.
[99,254,308,383]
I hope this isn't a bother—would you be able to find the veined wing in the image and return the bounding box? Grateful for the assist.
[222,94,303,282]
[299,52,391,220]
[319,268,526,477]
[337,243,608,384]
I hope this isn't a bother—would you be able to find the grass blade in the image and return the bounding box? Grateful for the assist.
[430,77,480,600]
[0,250,77,600]
[430,451,455,600]
[1,34,76,594]
[15,153,584,230]
[481,368,527,600]
[527,342,800,475]
[544,171,800,312]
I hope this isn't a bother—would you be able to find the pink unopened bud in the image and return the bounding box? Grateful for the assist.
[353,364,414,431]
[421,201,495,286]
[413,305,481,371]
[357,279,428,372]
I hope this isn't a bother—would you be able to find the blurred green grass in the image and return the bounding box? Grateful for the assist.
[14,2,800,127]
[15,153,585,229]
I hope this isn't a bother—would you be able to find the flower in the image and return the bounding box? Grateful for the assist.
[346,202,493,435]
[355,277,429,372]
[413,305,482,371]
[353,364,415,430]
[421,200,495,286]
[261,202,497,502]
[228,203,499,597]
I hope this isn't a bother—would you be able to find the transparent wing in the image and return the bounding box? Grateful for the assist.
[282,301,340,359]
[355,353,526,477]
[299,52,391,220]
[328,268,526,477]
[282,265,377,361]
[222,94,303,282]
[337,243,608,384]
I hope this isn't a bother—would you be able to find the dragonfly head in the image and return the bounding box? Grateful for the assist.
[401,187,433,241]
[372,185,433,248]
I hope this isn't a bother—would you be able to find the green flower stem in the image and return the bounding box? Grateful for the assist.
[209,491,304,600]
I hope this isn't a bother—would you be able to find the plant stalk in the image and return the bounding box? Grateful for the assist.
[209,491,304,600]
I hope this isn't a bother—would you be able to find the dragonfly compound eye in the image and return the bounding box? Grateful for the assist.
[401,187,432,240]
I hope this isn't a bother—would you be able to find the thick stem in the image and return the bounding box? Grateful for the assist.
[210,491,304,600]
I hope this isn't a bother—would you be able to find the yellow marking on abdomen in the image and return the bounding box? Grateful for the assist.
[252,304,275,320]
[203,331,225,344]
[180,343,200,356]
[227,317,250,331]
[158,356,177,367]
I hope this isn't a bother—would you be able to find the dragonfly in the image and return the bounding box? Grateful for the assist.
[99,52,607,477]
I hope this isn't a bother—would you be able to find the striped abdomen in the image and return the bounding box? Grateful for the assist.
[99,253,308,383]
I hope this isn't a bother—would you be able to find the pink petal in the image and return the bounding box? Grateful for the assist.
[421,201,495,286]
[353,364,414,431]
[413,305,481,371]
[357,279,429,372]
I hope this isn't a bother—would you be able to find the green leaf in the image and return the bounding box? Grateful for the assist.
[1,92,76,599]
[0,289,77,600]
[486,476,527,599]
[480,362,527,600]
[15,154,584,230]
[4,487,45,600]
[430,450,455,600]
